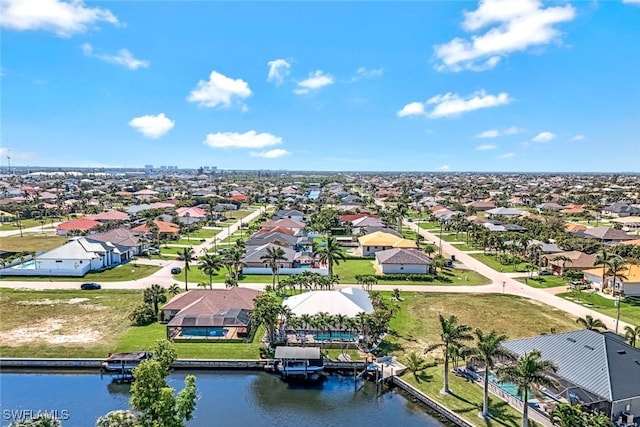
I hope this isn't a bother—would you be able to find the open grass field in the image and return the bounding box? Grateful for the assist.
[417,222,441,230]
[185,229,217,239]
[0,289,264,359]
[380,291,578,427]
[440,233,466,243]
[160,245,196,255]
[0,263,161,282]
[175,237,208,245]
[469,253,527,273]
[332,259,491,286]
[0,218,63,230]
[557,290,640,326]
[450,242,477,251]
[171,267,274,285]
[517,276,568,289]
[0,234,66,252]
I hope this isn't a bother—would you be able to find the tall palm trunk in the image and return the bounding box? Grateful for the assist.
[482,373,489,417]
[442,343,450,394]
[522,388,529,427]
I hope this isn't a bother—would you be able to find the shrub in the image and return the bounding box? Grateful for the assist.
[129,304,157,326]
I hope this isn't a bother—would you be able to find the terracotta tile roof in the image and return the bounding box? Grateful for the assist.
[88,210,130,221]
[132,219,179,234]
[57,218,101,231]
[229,194,248,202]
[358,231,417,248]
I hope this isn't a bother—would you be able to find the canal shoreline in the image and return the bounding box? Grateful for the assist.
[1,358,470,427]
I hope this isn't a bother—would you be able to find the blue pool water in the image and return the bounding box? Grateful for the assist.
[181,328,228,337]
[486,372,521,399]
[314,332,358,342]
[13,260,36,270]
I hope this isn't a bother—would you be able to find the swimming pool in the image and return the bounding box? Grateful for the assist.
[13,260,36,270]
[181,328,229,337]
[314,332,358,342]
[486,372,523,399]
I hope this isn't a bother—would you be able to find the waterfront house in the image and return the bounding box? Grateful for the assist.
[500,330,640,424]
[283,287,373,318]
[162,288,261,341]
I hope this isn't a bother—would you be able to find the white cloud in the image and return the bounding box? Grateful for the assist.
[497,152,515,159]
[250,149,290,159]
[569,134,585,142]
[475,129,500,138]
[476,143,497,150]
[187,71,252,109]
[128,113,175,139]
[267,59,291,86]
[294,70,334,94]
[436,165,451,171]
[82,43,149,70]
[434,0,575,72]
[397,102,426,118]
[350,67,384,81]
[623,0,640,5]
[204,131,282,149]
[426,90,511,118]
[532,131,556,142]
[0,0,118,37]
[475,126,523,138]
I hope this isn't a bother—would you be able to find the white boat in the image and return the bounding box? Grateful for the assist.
[101,351,152,372]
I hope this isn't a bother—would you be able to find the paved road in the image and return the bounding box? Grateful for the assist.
[404,220,632,332]
[0,207,266,291]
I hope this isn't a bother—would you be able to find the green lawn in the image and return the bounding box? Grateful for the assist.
[0,233,67,252]
[171,267,275,285]
[185,229,217,239]
[333,259,491,286]
[558,291,640,326]
[176,237,208,245]
[517,276,568,289]
[440,233,466,243]
[0,218,59,230]
[161,245,196,255]
[469,253,527,273]
[418,224,441,232]
[1,263,160,282]
[450,242,477,251]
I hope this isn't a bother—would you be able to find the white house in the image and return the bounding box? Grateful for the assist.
[283,287,373,317]
[374,248,432,274]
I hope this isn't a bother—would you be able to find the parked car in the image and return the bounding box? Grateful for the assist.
[80,282,101,290]
[147,247,160,255]
[171,267,182,274]
[538,270,553,276]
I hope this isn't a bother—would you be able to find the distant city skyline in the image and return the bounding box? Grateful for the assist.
[1,0,639,172]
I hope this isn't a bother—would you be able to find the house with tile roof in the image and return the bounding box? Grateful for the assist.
[162,288,261,341]
[374,248,432,274]
[357,231,417,256]
[88,209,130,223]
[582,227,635,243]
[131,219,180,240]
[540,251,597,274]
[56,218,101,236]
[501,330,640,423]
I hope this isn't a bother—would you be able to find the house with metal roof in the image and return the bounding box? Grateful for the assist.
[501,329,640,422]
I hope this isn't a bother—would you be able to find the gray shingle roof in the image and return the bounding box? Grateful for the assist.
[375,248,432,265]
[502,329,640,402]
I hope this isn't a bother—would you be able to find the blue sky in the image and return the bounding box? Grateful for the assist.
[1,0,639,172]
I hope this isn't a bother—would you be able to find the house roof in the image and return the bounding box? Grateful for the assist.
[340,213,375,222]
[37,237,117,260]
[134,189,158,196]
[175,206,207,218]
[88,227,141,248]
[56,217,101,231]
[583,227,635,241]
[162,288,261,312]
[565,223,588,233]
[358,231,417,248]
[621,239,640,246]
[351,216,385,227]
[241,243,297,263]
[486,207,525,216]
[274,346,320,360]
[131,219,180,234]
[88,210,130,221]
[261,218,305,229]
[228,194,248,202]
[283,287,373,317]
[167,308,251,328]
[502,329,640,402]
[544,251,597,269]
[375,248,432,265]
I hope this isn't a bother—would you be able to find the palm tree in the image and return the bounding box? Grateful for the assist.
[424,314,473,394]
[423,243,437,258]
[575,314,607,331]
[469,329,513,418]
[313,236,346,277]
[607,257,628,334]
[177,247,195,291]
[143,284,167,317]
[551,255,572,276]
[550,403,584,427]
[224,246,245,283]
[497,350,558,427]
[624,325,640,347]
[198,253,224,288]
[167,283,180,297]
[594,249,616,291]
[406,352,426,379]
[260,246,287,288]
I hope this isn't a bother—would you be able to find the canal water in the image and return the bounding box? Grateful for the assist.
[1,371,447,427]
